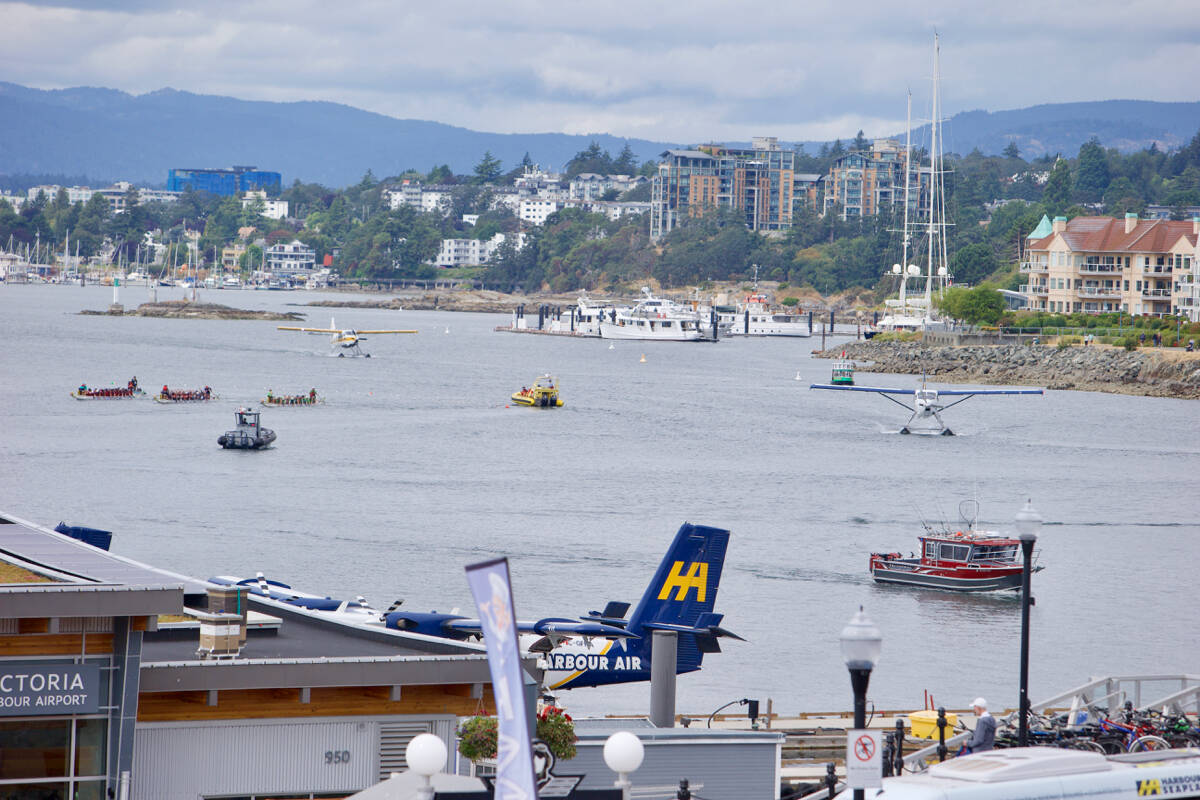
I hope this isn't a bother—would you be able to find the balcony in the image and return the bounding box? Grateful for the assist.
[1141,265,1173,275]
[1077,286,1122,299]
[1142,288,1172,299]
[1020,261,1048,273]
[1019,284,1049,295]
[1079,264,1122,275]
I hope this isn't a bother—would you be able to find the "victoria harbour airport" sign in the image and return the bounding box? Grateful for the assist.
[0,664,101,716]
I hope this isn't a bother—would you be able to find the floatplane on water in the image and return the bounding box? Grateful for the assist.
[277,317,418,357]
[810,376,1044,435]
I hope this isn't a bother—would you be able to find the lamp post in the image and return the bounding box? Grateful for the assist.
[1014,499,1043,747]
[841,606,883,800]
[405,733,447,800]
[603,731,645,800]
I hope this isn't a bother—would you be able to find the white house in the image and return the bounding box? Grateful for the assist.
[519,199,561,225]
[266,240,316,279]
[434,233,519,267]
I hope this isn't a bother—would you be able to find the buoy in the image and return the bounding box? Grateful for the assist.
[608,344,615,350]
[639,353,646,363]
[444,327,450,334]
[794,371,802,380]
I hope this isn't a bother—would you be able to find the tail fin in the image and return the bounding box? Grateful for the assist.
[626,523,730,671]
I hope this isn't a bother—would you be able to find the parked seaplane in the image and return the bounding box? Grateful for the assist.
[810,378,1044,435]
[209,522,740,691]
[277,317,417,357]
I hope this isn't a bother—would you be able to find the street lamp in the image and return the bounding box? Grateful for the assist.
[1014,499,1043,747]
[603,731,644,800]
[841,606,882,800]
[405,733,447,800]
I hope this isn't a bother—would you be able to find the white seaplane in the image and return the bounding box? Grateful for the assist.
[810,377,1044,435]
[277,317,417,357]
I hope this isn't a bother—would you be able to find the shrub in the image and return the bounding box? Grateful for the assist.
[1122,336,1138,351]
[781,296,799,307]
[1056,336,1079,350]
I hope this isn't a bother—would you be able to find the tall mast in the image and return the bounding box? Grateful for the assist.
[924,32,940,311]
[899,89,913,307]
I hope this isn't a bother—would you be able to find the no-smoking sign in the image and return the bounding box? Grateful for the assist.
[846,729,883,789]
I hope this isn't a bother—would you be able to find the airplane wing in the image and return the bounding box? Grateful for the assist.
[355,329,419,334]
[936,388,1045,395]
[277,326,339,333]
[810,383,916,394]
[447,617,636,639]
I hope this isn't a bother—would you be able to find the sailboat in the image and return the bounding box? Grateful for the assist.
[872,34,952,335]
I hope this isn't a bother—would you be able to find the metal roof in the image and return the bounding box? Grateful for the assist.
[0,511,208,593]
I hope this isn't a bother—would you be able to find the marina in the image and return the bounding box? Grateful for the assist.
[1,283,1196,723]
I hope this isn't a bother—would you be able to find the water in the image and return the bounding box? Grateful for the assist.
[2,283,1198,719]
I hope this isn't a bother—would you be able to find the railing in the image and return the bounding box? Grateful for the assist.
[903,674,1200,773]
[1079,264,1123,274]
[1018,284,1048,295]
[1076,287,1122,298]
[1020,262,1047,272]
[1142,265,1173,275]
[1142,289,1172,298]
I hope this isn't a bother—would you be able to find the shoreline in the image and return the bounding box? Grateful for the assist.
[821,339,1200,399]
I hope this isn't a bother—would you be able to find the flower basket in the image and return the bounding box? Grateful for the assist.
[456,708,578,763]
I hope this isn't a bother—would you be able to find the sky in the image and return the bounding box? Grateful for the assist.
[2,0,1198,144]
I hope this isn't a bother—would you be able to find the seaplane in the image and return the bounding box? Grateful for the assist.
[209,522,741,691]
[277,317,417,357]
[810,377,1044,435]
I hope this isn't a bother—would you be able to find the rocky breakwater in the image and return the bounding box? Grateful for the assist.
[307,289,526,314]
[81,301,303,321]
[823,340,1200,399]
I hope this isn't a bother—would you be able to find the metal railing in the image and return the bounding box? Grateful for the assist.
[1018,284,1049,295]
[1079,265,1123,274]
[1076,287,1122,298]
[1142,289,1172,298]
[1020,262,1048,272]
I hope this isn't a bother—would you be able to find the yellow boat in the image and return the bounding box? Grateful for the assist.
[908,708,958,739]
[512,375,563,408]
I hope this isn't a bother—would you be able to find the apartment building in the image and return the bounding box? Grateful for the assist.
[266,240,316,279]
[822,139,926,219]
[519,198,561,225]
[385,182,453,216]
[25,183,181,210]
[650,136,794,239]
[1019,214,1200,317]
[568,173,645,201]
[167,166,281,196]
[241,190,289,220]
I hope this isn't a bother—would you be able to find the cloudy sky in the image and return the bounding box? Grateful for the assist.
[3,0,1198,143]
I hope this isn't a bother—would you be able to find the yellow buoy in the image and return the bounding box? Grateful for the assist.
[640,353,646,363]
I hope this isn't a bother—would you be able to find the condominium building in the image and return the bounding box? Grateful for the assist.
[167,166,281,196]
[822,139,926,219]
[385,182,453,216]
[266,240,316,279]
[241,190,289,220]
[1019,214,1200,317]
[650,137,795,239]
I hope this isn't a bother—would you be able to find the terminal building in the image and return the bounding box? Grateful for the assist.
[0,512,515,800]
[167,166,282,197]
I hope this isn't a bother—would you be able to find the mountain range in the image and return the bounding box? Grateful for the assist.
[1,82,1197,188]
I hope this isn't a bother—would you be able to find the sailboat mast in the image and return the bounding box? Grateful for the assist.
[924,33,940,309]
[899,89,913,307]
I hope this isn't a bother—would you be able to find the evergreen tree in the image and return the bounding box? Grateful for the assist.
[1043,158,1073,213]
[1074,138,1110,202]
[473,151,503,184]
[1002,141,1021,160]
[852,130,869,152]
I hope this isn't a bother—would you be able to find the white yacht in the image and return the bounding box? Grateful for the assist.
[221,274,243,289]
[598,288,707,341]
[729,290,812,337]
[125,270,152,286]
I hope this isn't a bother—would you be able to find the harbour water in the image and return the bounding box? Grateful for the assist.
[2,283,1197,718]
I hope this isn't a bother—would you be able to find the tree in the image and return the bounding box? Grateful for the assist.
[1074,138,1110,203]
[473,151,503,184]
[613,143,638,175]
[952,242,1000,285]
[1042,158,1073,213]
[1002,141,1021,160]
[852,130,869,152]
[937,285,1005,325]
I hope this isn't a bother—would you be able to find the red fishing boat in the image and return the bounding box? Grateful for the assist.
[869,502,1043,592]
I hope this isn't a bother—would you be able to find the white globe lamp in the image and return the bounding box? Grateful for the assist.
[406,734,447,800]
[604,731,644,800]
[907,264,921,276]
[892,264,902,274]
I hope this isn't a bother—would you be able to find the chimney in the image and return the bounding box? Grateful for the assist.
[1193,216,1199,236]
[1125,212,1138,234]
[1052,216,1067,234]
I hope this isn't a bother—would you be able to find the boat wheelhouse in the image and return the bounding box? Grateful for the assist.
[870,528,1042,592]
[831,355,855,385]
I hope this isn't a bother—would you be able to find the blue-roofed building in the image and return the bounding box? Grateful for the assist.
[167,166,282,196]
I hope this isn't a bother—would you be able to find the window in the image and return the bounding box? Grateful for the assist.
[924,541,936,559]
[938,543,970,561]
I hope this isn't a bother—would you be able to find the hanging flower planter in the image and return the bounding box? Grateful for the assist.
[455,708,578,763]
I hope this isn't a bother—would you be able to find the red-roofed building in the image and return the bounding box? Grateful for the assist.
[1019,214,1200,318]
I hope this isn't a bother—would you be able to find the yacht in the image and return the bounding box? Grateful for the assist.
[729,290,812,337]
[221,274,243,289]
[598,288,707,341]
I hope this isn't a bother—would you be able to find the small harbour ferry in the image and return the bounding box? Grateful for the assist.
[262,389,321,407]
[217,408,276,449]
[512,375,563,407]
[156,385,216,403]
[72,377,144,400]
[831,353,855,385]
[869,502,1043,592]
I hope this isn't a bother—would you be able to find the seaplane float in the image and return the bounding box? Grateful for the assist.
[810,376,1044,435]
[512,375,563,407]
[277,317,417,357]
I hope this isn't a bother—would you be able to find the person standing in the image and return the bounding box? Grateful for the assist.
[961,698,996,754]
